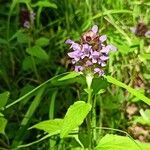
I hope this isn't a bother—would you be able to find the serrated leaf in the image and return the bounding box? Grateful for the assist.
[0,91,10,108]
[0,117,7,134]
[26,46,49,60]
[60,101,91,138]
[29,119,63,135]
[105,76,150,105]
[58,72,81,81]
[35,37,49,47]
[32,1,57,8]
[94,134,150,150]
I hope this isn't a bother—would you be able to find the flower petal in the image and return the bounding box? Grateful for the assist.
[91,25,98,33]
[100,35,107,42]
[65,39,74,44]
[145,30,150,37]
[74,66,84,72]
[130,27,136,33]
[100,55,109,61]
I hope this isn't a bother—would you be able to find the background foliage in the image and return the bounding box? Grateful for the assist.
[0,0,150,149]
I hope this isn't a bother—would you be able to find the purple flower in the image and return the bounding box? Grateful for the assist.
[65,25,117,75]
[30,11,36,21]
[101,45,117,54]
[91,25,98,33]
[75,66,84,72]
[81,44,92,59]
[65,39,74,44]
[90,51,100,63]
[145,30,150,37]
[130,22,150,37]
[68,50,83,63]
[94,68,104,76]
[100,55,109,61]
[23,21,30,28]
[85,60,93,66]
[99,35,107,42]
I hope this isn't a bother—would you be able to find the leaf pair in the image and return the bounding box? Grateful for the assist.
[30,101,91,138]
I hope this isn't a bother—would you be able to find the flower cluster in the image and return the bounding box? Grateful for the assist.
[130,22,150,37]
[20,8,35,29]
[65,25,117,76]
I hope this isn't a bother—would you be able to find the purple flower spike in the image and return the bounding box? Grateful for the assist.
[91,25,98,33]
[65,24,117,76]
[100,35,107,42]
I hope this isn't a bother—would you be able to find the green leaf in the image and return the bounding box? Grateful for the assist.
[133,116,150,126]
[95,134,150,150]
[139,54,150,60]
[26,46,49,60]
[35,37,49,47]
[0,117,7,134]
[0,38,8,44]
[22,56,43,71]
[133,109,150,126]
[92,78,107,95]
[30,119,63,135]
[140,109,150,120]
[58,72,81,81]
[60,101,91,138]
[32,1,57,8]
[104,76,150,105]
[16,31,30,44]
[0,91,10,108]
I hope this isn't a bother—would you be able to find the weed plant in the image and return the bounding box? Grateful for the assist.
[0,0,150,150]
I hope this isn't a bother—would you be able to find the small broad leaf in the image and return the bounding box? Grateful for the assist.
[16,31,30,44]
[32,1,57,8]
[35,37,49,47]
[60,101,91,138]
[94,134,150,150]
[105,76,150,105]
[140,109,150,120]
[0,117,7,134]
[0,91,10,108]
[58,72,81,81]
[133,109,150,126]
[26,46,49,60]
[29,119,63,135]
